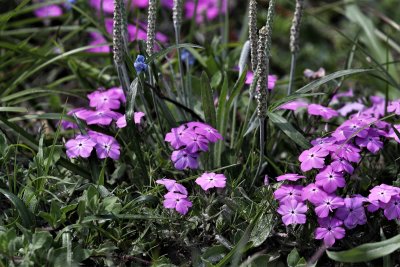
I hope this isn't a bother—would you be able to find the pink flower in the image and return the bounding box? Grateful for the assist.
[274,185,303,203]
[89,131,120,160]
[382,196,400,220]
[388,100,400,115]
[298,145,329,172]
[185,0,227,23]
[245,71,278,90]
[315,166,346,193]
[302,183,328,205]
[277,200,307,226]
[34,4,63,18]
[181,131,209,153]
[278,100,308,111]
[276,173,305,182]
[315,217,345,247]
[308,104,338,120]
[314,195,344,218]
[355,128,383,154]
[156,178,188,195]
[163,192,192,215]
[116,112,145,128]
[87,32,110,53]
[87,90,122,111]
[65,135,96,158]
[368,184,399,204]
[195,172,226,191]
[84,109,122,126]
[171,149,199,170]
[165,125,188,149]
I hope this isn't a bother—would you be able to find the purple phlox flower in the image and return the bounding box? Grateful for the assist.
[163,192,192,215]
[89,132,120,160]
[34,4,63,18]
[185,0,227,23]
[330,88,354,105]
[190,123,223,143]
[338,102,365,117]
[278,100,308,111]
[171,149,199,170]
[368,184,399,204]
[165,125,189,149]
[302,183,328,204]
[87,32,110,53]
[276,173,306,182]
[195,172,227,191]
[314,195,344,218]
[89,0,114,13]
[315,166,346,193]
[61,108,86,129]
[335,195,367,229]
[65,135,96,159]
[387,125,400,143]
[277,200,307,226]
[87,89,122,110]
[156,178,188,195]
[311,137,336,148]
[273,185,303,203]
[308,104,338,120]
[315,217,345,247]
[298,145,329,172]
[84,109,122,125]
[367,199,382,213]
[105,87,126,103]
[327,143,361,163]
[245,71,278,90]
[181,131,209,153]
[330,157,354,174]
[332,120,368,141]
[116,112,145,128]
[382,195,400,220]
[388,100,400,115]
[304,67,325,79]
[355,128,383,154]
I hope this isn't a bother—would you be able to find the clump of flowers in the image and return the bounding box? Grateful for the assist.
[273,91,400,247]
[157,172,227,215]
[63,87,144,160]
[165,122,222,170]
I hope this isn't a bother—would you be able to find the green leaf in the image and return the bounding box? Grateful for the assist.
[32,231,53,251]
[0,107,27,113]
[287,248,307,267]
[201,72,217,127]
[249,212,274,247]
[295,69,372,94]
[326,233,400,263]
[267,112,310,149]
[0,188,35,228]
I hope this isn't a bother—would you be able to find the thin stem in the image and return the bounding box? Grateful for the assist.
[252,118,265,187]
[288,53,297,95]
[174,27,188,108]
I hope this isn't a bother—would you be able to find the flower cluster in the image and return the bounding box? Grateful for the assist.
[165,122,222,170]
[63,87,144,160]
[274,92,400,247]
[157,172,226,215]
